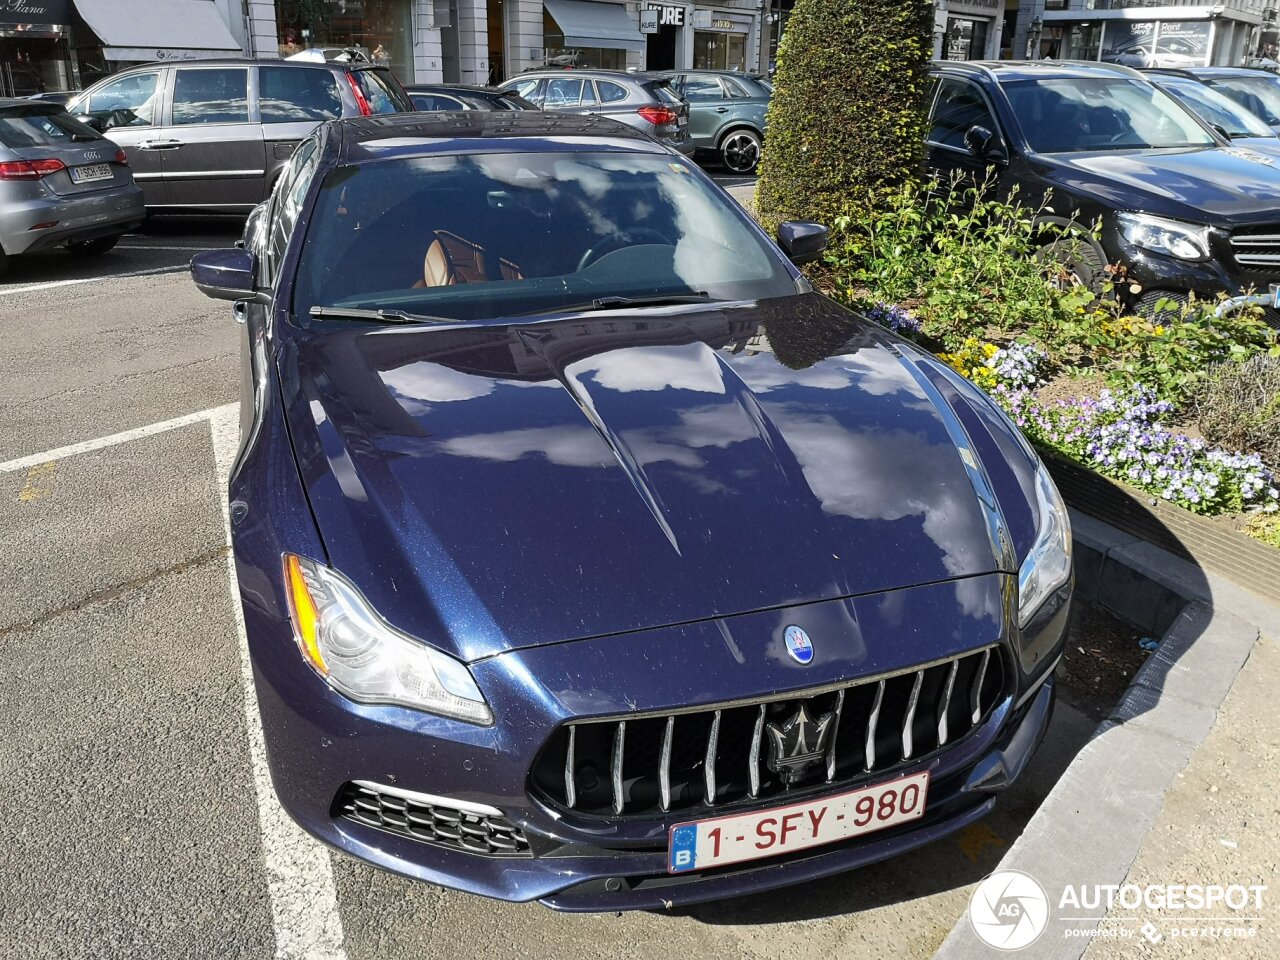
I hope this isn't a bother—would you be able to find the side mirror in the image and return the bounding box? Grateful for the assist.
[74,114,104,132]
[964,124,997,158]
[190,248,267,303]
[777,220,828,265]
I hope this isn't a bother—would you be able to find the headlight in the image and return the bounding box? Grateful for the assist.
[1117,211,1210,262]
[1018,464,1073,628]
[283,554,493,725]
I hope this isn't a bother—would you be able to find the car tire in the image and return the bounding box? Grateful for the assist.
[67,235,121,257]
[1034,235,1106,295]
[719,128,762,175]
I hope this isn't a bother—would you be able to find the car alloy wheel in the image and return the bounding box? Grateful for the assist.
[721,129,761,175]
[1034,236,1105,296]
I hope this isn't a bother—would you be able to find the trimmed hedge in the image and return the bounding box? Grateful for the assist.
[755,0,936,231]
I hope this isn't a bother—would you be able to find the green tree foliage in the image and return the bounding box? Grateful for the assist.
[755,0,936,231]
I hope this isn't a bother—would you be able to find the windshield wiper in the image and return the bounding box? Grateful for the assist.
[513,293,717,317]
[309,305,454,325]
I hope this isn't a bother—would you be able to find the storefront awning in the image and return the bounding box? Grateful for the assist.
[73,0,242,61]
[543,0,645,52]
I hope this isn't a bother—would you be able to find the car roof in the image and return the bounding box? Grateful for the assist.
[99,56,382,74]
[0,97,62,110]
[1164,66,1280,79]
[508,69,660,82]
[334,111,664,163]
[931,59,1150,83]
[404,83,507,95]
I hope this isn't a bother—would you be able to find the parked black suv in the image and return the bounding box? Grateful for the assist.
[927,60,1280,321]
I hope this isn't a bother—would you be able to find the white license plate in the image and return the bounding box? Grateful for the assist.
[668,770,929,873]
[70,163,112,183]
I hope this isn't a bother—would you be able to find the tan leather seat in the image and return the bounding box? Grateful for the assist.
[419,231,489,287]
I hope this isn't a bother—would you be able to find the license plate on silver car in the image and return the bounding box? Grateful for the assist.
[70,163,112,183]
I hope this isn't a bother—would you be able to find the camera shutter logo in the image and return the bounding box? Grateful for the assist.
[968,869,1050,951]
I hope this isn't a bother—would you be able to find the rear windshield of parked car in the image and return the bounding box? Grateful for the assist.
[1002,78,1215,152]
[352,68,414,114]
[294,152,795,323]
[0,108,101,148]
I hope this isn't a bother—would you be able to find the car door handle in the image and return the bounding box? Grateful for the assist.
[715,107,729,113]
[139,139,183,150]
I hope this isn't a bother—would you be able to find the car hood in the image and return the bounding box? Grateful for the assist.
[281,295,1029,661]
[1036,146,1280,223]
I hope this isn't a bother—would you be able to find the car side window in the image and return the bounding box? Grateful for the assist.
[596,80,628,104]
[260,66,342,123]
[544,78,584,108]
[929,77,997,150]
[723,76,753,98]
[683,76,725,102]
[262,139,319,286]
[84,71,160,127]
[172,68,250,125]
[509,78,543,105]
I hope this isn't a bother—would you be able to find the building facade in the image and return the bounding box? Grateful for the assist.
[1014,0,1279,67]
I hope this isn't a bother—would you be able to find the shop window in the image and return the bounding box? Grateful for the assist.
[693,32,746,71]
[84,71,159,127]
[172,68,250,125]
[260,66,343,123]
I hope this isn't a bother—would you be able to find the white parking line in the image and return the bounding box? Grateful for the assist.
[117,244,221,252]
[0,264,186,297]
[211,407,349,960]
[0,405,234,474]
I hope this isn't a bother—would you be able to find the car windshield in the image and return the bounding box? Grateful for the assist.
[1206,76,1280,126]
[294,151,796,324]
[1158,77,1274,138]
[1002,77,1216,152]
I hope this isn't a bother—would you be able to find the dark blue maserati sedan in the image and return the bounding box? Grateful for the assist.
[189,111,1072,911]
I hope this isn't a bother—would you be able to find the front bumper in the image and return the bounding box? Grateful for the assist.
[244,569,1069,911]
[0,180,144,256]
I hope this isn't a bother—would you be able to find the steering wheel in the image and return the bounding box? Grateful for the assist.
[577,228,674,271]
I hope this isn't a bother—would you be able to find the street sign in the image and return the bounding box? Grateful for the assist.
[641,8,658,34]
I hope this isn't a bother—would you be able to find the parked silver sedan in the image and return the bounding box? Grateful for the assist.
[0,100,143,276]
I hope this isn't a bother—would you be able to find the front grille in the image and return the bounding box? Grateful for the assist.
[532,646,1005,819]
[1228,226,1280,275]
[335,782,532,856]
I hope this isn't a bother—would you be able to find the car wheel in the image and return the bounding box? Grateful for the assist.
[1034,235,1105,295]
[720,129,761,175]
[67,235,120,257]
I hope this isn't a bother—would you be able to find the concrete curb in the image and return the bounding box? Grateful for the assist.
[933,508,1277,960]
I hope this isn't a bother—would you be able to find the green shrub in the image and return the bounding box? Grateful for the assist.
[1195,354,1280,469]
[826,173,1091,350]
[755,0,935,231]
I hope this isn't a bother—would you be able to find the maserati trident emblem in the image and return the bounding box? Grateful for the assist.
[783,625,813,664]
[765,703,835,786]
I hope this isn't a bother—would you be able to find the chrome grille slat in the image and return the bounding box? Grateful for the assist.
[704,710,721,805]
[937,660,959,747]
[536,645,1005,818]
[611,721,626,816]
[564,725,576,809]
[335,782,531,856]
[865,679,885,771]
[659,715,674,812]
[748,704,765,798]
[901,670,924,761]
[825,688,845,782]
[971,649,991,724]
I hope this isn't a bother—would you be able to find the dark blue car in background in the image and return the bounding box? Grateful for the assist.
[190,111,1072,910]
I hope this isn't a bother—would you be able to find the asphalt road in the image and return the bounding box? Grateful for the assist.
[0,205,1096,960]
